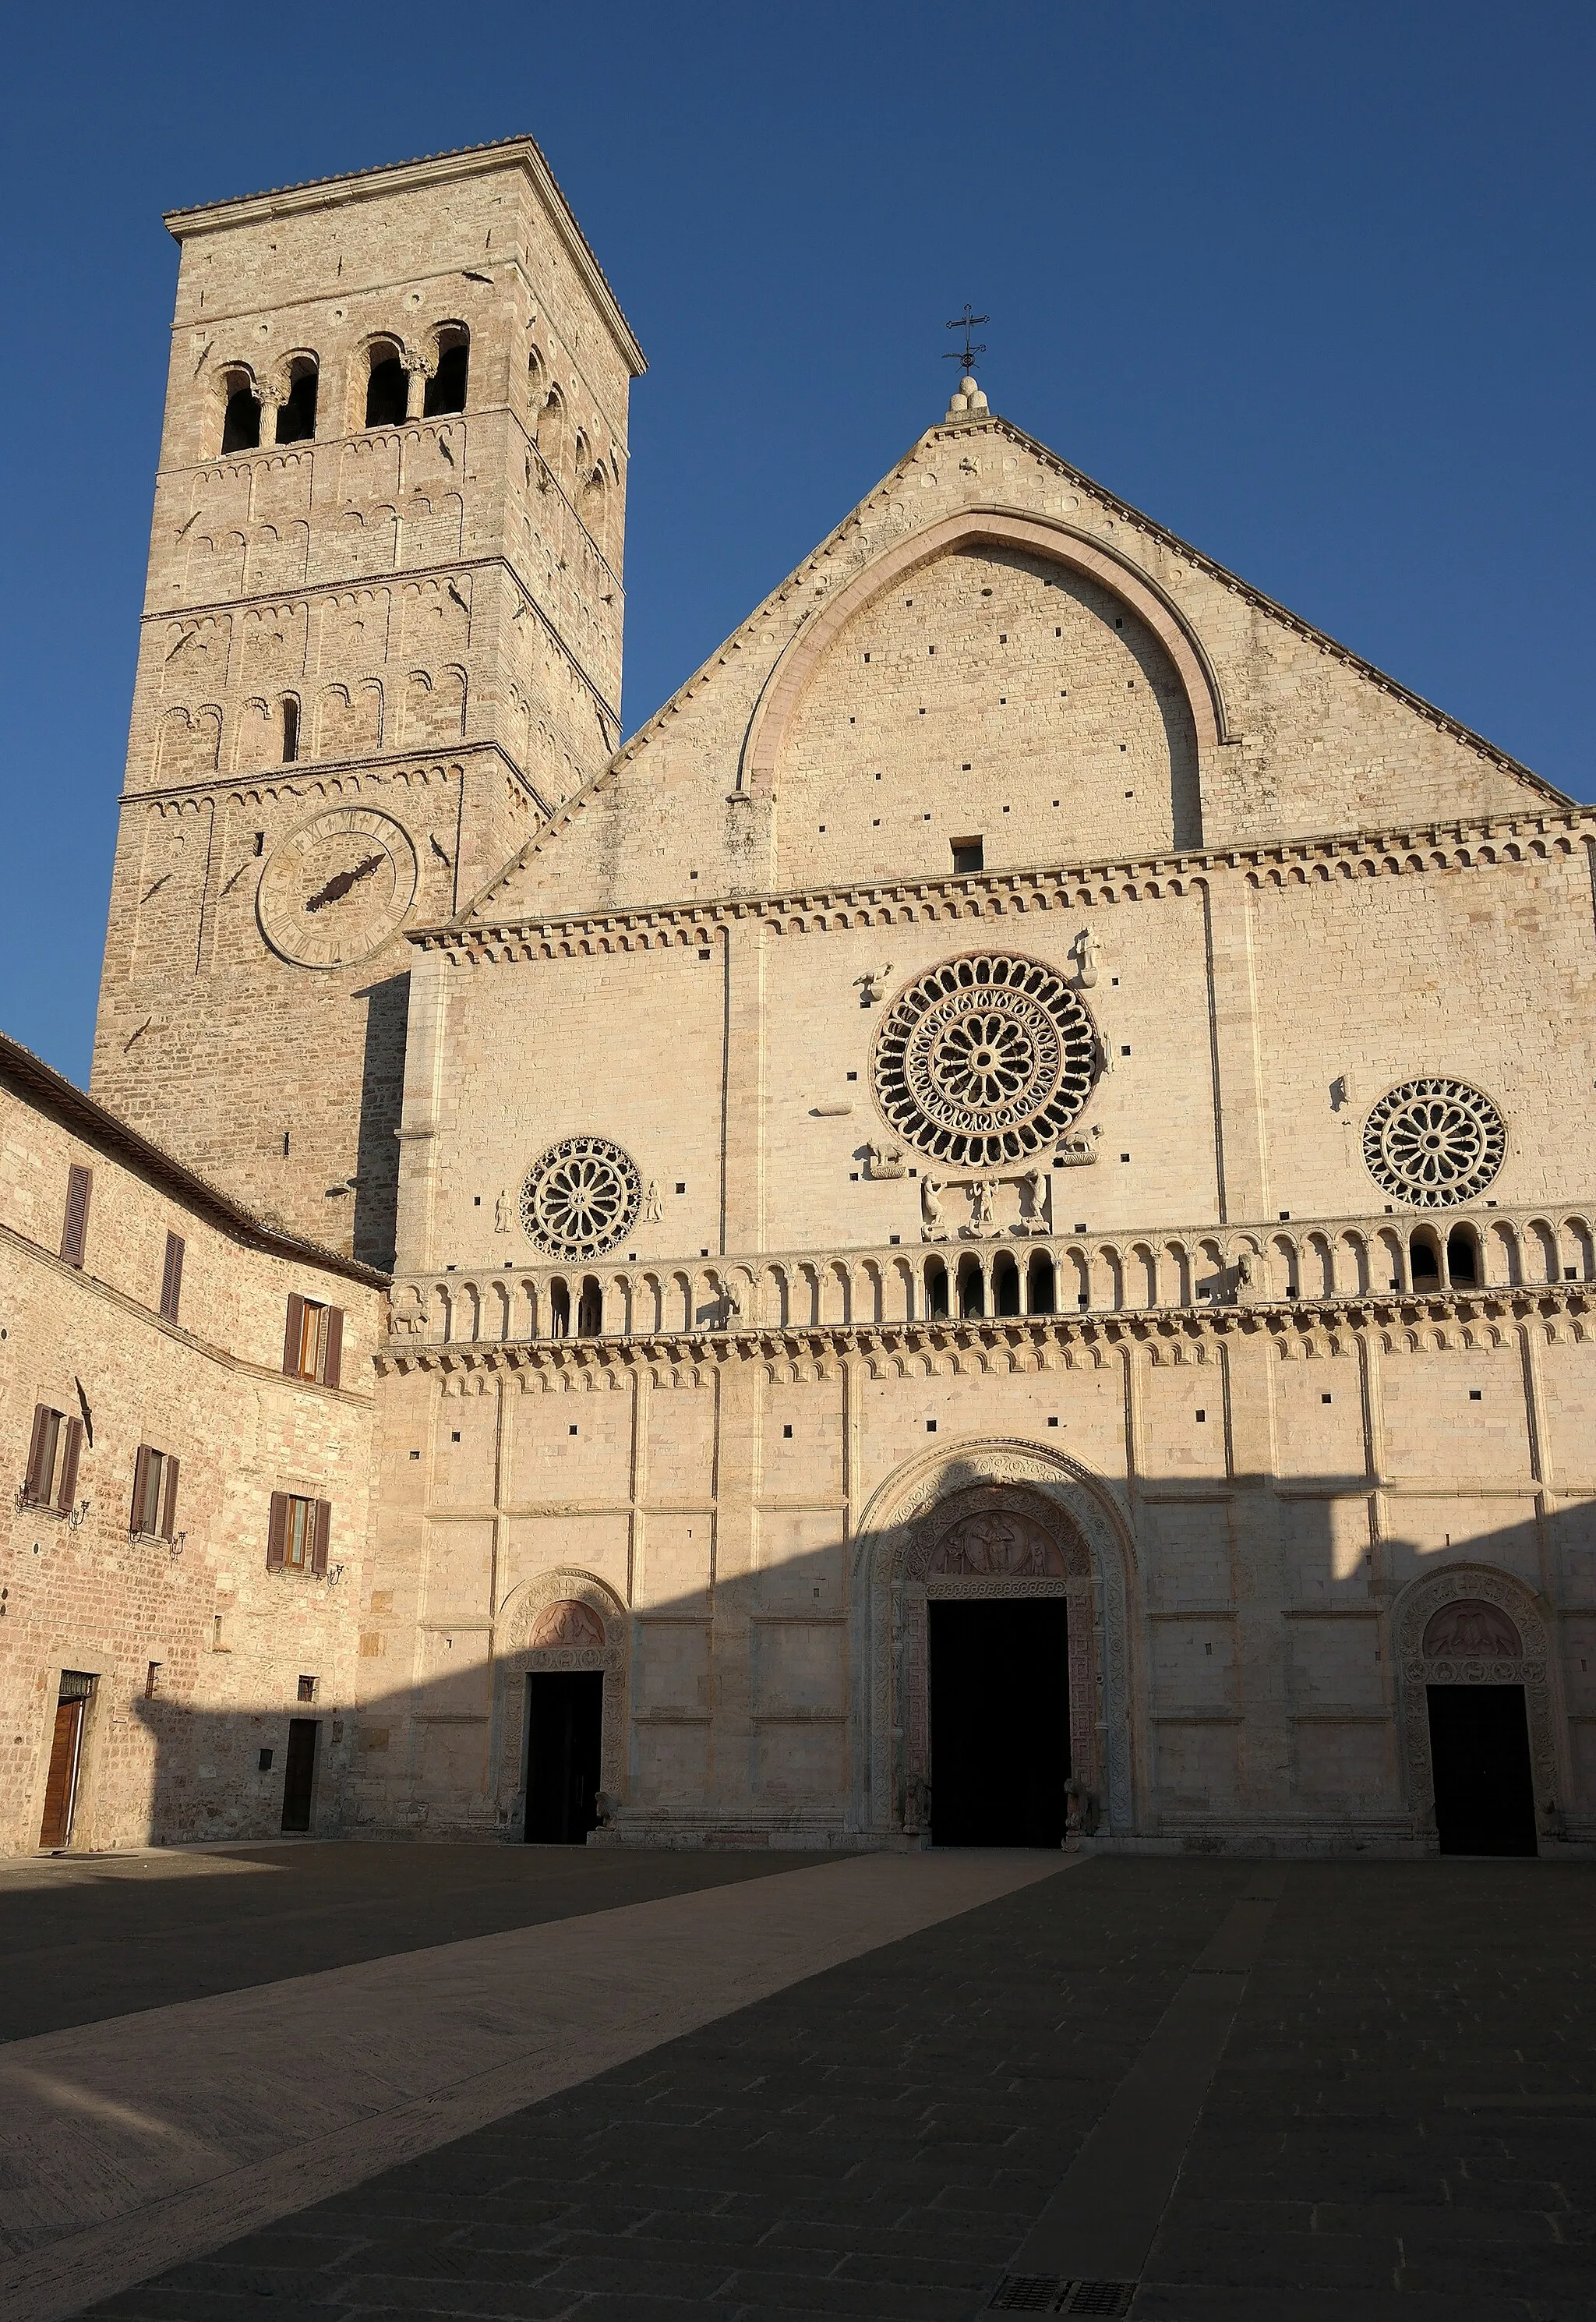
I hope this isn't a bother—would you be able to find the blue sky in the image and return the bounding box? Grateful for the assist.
[3,1,1591,1083]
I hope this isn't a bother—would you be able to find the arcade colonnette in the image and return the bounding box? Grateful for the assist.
[5,135,1594,1857]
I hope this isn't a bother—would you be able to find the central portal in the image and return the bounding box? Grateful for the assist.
[928,1599,1068,1845]
[524,1671,603,1843]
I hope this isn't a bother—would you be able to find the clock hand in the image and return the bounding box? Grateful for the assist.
[305,853,385,913]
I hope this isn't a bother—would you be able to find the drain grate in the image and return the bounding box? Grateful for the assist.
[988,2281,1137,2317]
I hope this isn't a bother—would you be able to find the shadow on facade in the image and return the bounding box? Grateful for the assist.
[350,973,408,1271]
[79,1476,1586,1859]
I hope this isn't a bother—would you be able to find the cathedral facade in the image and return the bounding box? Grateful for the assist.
[10,135,1595,1857]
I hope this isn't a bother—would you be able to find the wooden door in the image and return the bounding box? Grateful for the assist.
[38,1698,85,1848]
[281,1719,319,1832]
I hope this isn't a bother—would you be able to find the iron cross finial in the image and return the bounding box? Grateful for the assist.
[944,305,990,374]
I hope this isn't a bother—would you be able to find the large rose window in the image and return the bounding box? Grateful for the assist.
[1361,1079,1506,1209]
[519,1137,641,1259]
[872,953,1100,1168]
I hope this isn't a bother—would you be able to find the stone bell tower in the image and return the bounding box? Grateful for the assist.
[91,136,644,1265]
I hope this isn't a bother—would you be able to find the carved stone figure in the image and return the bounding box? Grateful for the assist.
[493,1189,510,1233]
[1054,1126,1100,1167]
[854,963,892,1006]
[931,1509,1068,1577]
[528,1598,606,1649]
[904,1775,932,1833]
[921,1175,944,1240]
[866,1142,907,1180]
[1019,1167,1048,1232]
[968,1177,998,1234]
[1065,1776,1100,1845]
[642,1179,664,1223]
[1071,928,1099,988]
[1421,1599,1522,1659]
[593,1789,619,1828]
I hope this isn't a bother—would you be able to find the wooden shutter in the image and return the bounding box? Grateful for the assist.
[57,1419,83,1514]
[130,1445,152,1533]
[267,1490,288,1569]
[61,1166,92,1267]
[321,1307,343,1390]
[161,1454,180,1542]
[312,1499,332,1575]
[160,1233,185,1323]
[26,1405,56,1502]
[282,1294,305,1377]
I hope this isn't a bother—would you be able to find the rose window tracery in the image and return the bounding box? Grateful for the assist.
[1361,1079,1506,1208]
[872,953,1099,1168]
[519,1136,641,1260]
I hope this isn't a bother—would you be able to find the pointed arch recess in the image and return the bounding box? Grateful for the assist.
[1393,1561,1562,1849]
[740,507,1229,798]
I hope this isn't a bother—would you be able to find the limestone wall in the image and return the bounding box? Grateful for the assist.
[361,1304,1596,1850]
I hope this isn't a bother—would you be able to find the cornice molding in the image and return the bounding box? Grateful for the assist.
[411,808,1596,959]
[164,136,646,379]
[374,1281,1592,1387]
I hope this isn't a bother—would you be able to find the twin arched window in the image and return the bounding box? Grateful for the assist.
[363,327,469,429]
[217,328,468,454]
[219,357,319,454]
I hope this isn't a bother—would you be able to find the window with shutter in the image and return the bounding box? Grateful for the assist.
[25,1405,62,1504]
[55,1419,83,1514]
[267,1490,288,1569]
[282,1295,343,1384]
[312,1499,331,1575]
[130,1445,176,1538]
[160,1233,185,1323]
[61,1166,92,1267]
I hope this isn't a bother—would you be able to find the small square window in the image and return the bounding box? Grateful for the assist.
[474,1196,481,1206]
[699,949,711,962]
[926,1419,937,1433]
[675,1182,686,1194]
[450,1430,461,1443]
[259,1748,274,1771]
[1120,1044,1131,1057]
[782,1424,793,1439]
[1322,1393,1333,1405]
[889,1233,900,1245]
[1195,1409,1206,1423]
[569,1423,579,1436]
[952,838,983,874]
[846,1070,858,1080]
[1469,1390,1482,1402]
[1120,1153,1131,1163]
[297,1674,316,1702]
[1047,1416,1059,1429]
[409,1449,420,1460]
[850,1171,859,1181]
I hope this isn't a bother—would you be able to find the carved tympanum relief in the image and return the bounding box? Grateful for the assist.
[1361,1079,1506,1208]
[519,1136,641,1260]
[874,953,1100,1169]
[930,1509,1069,1578]
[1421,1599,1522,1660]
[528,1598,607,1649]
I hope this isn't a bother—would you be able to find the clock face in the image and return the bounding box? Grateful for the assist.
[257,808,418,968]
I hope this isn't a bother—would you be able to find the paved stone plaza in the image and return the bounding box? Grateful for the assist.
[0,1846,1591,2322]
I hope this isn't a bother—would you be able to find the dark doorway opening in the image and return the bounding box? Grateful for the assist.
[1427,1684,1538,1856]
[38,1672,94,1848]
[929,1599,1068,1846]
[281,1718,319,1833]
[525,1671,603,1843]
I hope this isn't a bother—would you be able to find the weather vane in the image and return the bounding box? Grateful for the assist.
[944,304,989,375]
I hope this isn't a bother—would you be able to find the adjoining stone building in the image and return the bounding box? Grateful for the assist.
[0,1035,384,1854]
[5,133,1594,1856]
